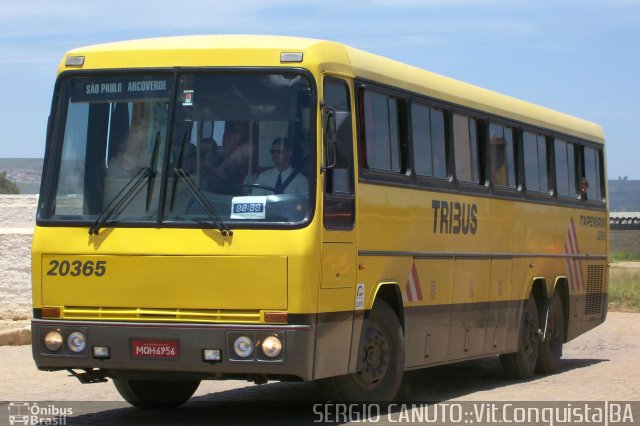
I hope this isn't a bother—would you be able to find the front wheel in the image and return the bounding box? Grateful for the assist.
[321,300,405,401]
[113,378,200,409]
[500,294,540,379]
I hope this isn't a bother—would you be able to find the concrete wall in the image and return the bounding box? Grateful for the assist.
[0,195,37,320]
[610,229,640,255]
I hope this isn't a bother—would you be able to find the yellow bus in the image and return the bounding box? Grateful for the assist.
[32,36,608,406]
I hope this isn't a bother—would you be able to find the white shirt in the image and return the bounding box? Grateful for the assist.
[252,167,308,195]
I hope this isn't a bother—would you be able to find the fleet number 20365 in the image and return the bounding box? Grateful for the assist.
[47,260,107,277]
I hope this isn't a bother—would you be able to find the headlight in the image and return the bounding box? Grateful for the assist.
[261,336,282,358]
[233,336,253,358]
[67,332,86,353]
[44,330,63,352]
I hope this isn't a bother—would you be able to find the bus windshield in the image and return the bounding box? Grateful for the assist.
[40,71,315,228]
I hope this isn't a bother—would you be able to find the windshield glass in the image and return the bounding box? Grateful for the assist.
[166,72,313,225]
[40,71,315,228]
[42,74,171,222]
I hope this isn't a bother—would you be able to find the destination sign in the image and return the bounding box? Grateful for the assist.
[69,75,172,102]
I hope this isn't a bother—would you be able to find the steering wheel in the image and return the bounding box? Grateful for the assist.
[231,183,277,194]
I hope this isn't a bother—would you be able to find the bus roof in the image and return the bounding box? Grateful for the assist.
[63,35,604,144]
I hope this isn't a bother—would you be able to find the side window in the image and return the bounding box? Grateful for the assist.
[324,78,355,229]
[362,90,402,173]
[411,103,447,178]
[582,146,604,202]
[554,139,577,197]
[324,79,354,195]
[523,131,549,193]
[489,123,516,188]
[453,114,480,183]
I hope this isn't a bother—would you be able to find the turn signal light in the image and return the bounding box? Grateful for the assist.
[264,312,288,323]
[42,307,61,318]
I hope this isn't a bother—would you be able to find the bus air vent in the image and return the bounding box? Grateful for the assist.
[61,306,262,323]
[585,265,605,315]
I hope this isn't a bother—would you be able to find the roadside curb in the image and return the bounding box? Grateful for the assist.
[0,323,31,346]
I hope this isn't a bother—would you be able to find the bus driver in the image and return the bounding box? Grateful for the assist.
[252,137,307,195]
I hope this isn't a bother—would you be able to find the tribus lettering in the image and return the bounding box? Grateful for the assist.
[432,200,478,235]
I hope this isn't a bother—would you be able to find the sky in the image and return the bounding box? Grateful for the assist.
[1,0,639,178]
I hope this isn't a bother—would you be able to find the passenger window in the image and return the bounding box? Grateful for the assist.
[582,146,604,202]
[411,104,447,178]
[554,139,577,197]
[523,131,549,193]
[489,123,516,188]
[362,90,402,173]
[453,114,480,183]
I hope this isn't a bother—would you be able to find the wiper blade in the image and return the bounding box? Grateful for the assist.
[90,132,162,235]
[88,166,152,235]
[170,130,189,211]
[174,167,233,236]
[145,131,161,210]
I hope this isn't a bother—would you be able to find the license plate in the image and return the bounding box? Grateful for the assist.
[131,339,179,359]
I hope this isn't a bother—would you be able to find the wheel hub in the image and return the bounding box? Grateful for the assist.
[366,346,380,365]
[356,327,390,388]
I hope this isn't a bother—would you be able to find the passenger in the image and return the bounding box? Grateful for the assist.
[103,122,152,215]
[109,123,150,176]
[580,177,589,199]
[198,138,217,191]
[490,134,508,186]
[211,122,250,190]
[253,137,307,195]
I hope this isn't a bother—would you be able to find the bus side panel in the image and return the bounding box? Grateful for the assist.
[484,259,513,355]
[447,259,490,360]
[313,308,354,380]
[404,259,453,367]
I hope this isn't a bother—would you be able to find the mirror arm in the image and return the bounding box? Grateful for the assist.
[321,161,336,174]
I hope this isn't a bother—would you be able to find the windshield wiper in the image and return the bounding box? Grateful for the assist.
[173,167,233,236]
[169,130,189,211]
[89,133,161,235]
[145,131,161,210]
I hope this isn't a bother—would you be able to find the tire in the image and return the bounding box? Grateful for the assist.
[500,294,540,379]
[322,300,405,401]
[536,291,565,374]
[113,378,200,409]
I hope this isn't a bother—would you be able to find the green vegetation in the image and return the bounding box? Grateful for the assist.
[609,266,640,312]
[611,251,640,262]
[0,171,20,194]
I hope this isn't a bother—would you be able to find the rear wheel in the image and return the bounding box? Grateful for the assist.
[500,294,540,379]
[536,291,565,374]
[113,378,200,409]
[322,300,405,401]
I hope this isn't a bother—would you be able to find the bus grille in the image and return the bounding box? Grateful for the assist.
[585,265,605,315]
[60,306,262,323]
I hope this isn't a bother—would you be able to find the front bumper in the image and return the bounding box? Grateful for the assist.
[32,319,315,381]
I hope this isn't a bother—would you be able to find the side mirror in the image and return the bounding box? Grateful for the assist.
[322,107,337,173]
